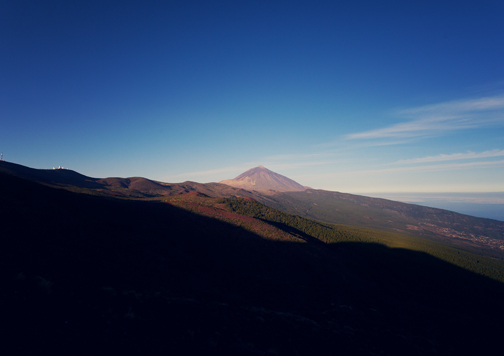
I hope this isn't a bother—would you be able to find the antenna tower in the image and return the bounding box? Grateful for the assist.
[0,152,3,161]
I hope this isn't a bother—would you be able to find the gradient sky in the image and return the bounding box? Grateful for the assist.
[2,0,504,194]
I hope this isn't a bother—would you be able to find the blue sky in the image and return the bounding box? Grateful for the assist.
[2,0,504,195]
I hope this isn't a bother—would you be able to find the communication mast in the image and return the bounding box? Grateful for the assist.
[0,152,3,161]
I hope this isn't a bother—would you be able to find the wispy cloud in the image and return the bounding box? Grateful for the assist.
[263,153,326,161]
[396,149,504,164]
[347,95,504,140]
[297,159,504,179]
[397,96,504,116]
[317,138,412,148]
[265,161,328,171]
[385,159,504,173]
[163,165,254,180]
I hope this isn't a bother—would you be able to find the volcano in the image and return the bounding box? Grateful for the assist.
[219,165,306,192]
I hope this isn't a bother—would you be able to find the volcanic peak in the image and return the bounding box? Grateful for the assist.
[219,165,306,192]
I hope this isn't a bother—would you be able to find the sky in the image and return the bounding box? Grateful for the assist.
[2,1,504,198]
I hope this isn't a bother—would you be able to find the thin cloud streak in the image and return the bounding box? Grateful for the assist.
[396,149,504,164]
[159,164,256,182]
[347,115,476,139]
[264,161,329,171]
[346,94,504,140]
[397,95,504,116]
[263,153,327,161]
[317,138,412,148]
[298,159,504,179]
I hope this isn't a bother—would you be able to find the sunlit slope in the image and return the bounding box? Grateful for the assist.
[261,189,504,256]
[223,197,504,283]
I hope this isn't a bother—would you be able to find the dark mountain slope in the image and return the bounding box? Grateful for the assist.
[96,176,177,196]
[3,171,504,355]
[0,160,254,198]
[0,160,102,188]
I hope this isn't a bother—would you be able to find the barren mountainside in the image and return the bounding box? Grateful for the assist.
[219,165,306,192]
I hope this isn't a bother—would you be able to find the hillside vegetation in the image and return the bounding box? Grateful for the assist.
[262,189,504,258]
[223,198,504,283]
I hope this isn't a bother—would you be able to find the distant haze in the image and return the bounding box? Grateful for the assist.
[366,192,504,221]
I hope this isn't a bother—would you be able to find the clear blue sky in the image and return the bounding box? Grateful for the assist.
[2,0,504,194]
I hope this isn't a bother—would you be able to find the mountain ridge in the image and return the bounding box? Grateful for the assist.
[2,160,504,257]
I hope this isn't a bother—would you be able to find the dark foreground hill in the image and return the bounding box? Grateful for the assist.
[3,171,504,355]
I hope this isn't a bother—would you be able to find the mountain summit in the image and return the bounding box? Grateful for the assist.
[219,166,306,192]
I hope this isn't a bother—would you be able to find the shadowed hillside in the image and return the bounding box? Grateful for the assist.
[3,171,504,355]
